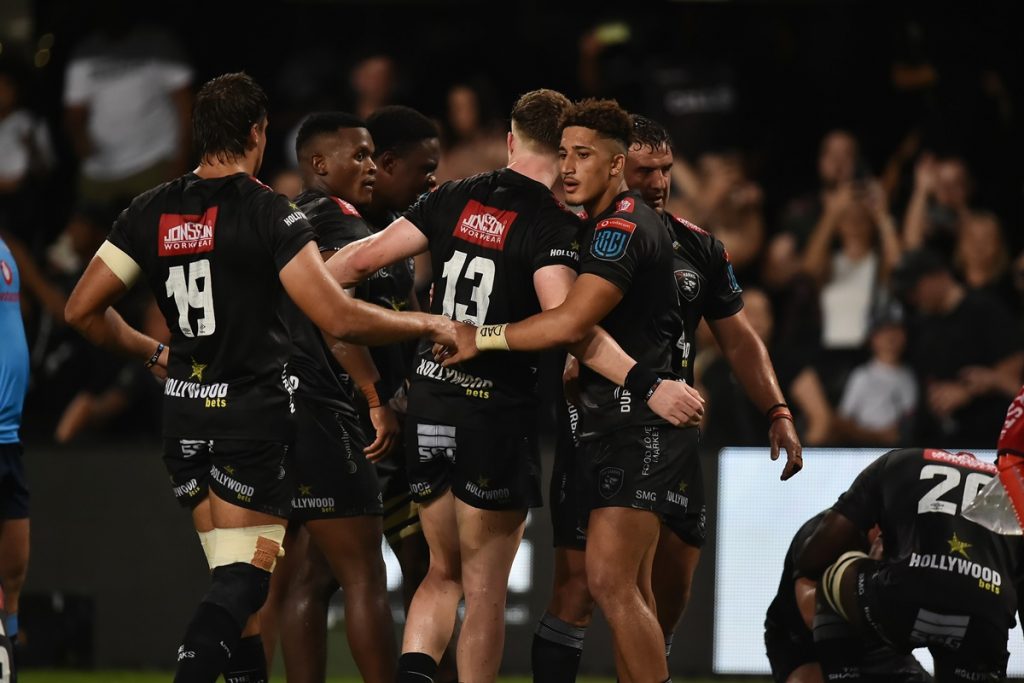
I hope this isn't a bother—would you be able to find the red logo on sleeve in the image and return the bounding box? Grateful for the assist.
[923,448,996,474]
[331,197,362,217]
[454,200,517,250]
[616,197,636,214]
[158,207,218,257]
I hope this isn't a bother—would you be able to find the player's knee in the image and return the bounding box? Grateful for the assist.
[200,524,286,627]
[586,562,631,605]
[204,562,272,628]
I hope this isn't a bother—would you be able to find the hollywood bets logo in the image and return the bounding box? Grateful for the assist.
[454,200,518,250]
[159,206,219,256]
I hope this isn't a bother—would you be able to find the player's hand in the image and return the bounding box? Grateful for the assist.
[148,344,170,381]
[563,355,581,406]
[425,315,458,349]
[436,321,480,367]
[647,379,704,427]
[365,405,400,462]
[770,416,803,481]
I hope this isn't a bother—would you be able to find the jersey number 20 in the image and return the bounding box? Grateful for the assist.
[917,464,990,516]
[165,259,216,337]
[441,250,495,326]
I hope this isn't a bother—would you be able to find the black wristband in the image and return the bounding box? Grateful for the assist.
[624,364,662,403]
[145,342,165,369]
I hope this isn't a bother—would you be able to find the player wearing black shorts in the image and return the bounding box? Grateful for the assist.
[256,112,400,683]
[331,92,703,683]
[532,115,802,682]
[441,99,731,683]
[65,73,456,683]
[765,512,930,683]
[797,447,1024,682]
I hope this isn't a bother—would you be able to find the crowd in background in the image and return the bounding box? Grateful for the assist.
[0,2,1020,451]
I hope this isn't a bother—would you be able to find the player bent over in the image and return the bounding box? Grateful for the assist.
[65,73,455,683]
[797,429,1024,681]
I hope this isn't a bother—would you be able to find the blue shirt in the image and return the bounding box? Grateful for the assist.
[0,237,29,443]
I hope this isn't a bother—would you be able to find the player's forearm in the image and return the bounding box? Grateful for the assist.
[323,331,383,399]
[567,326,635,386]
[333,297,435,346]
[501,307,590,352]
[69,306,160,363]
[721,330,786,413]
[325,239,379,289]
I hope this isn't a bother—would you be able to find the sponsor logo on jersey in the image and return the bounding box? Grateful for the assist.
[675,269,701,301]
[671,213,709,237]
[591,217,636,261]
[330,196,361,217]
[416,358,494,392]
[907,551,1002,594]
[158,207,218,256]
[616,197,636,213]
[454,200,518,250]
[0,258,12,285]
[172,478,202,499]
[666,479,689,509]
[922,449,996,474]
[165,378,229,402]
[599,466,624,499]
[725,262,742,294]
[180,439,206,458]
[282,210,306,227]
[293,485,337,512]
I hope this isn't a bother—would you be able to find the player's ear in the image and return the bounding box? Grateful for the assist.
[377,150,398,174]
[507,131,515,157]
[312,152,328,176]
[610,152,625,177]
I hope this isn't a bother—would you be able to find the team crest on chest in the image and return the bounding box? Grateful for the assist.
[675,269,701,301]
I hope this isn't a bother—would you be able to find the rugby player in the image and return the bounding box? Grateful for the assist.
[258,111,399,683]
[796,396,1024,682]
[64,72,456,683]
[329,90,704,683]
[532,115,803,681]
[765,511,930,682]
[441,98,792,683]
[0,234,29,680]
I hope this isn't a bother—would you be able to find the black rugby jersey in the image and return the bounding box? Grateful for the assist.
[666,213,743,384]
[284,189,378,418]
[576,191,681,439]
[833,448,1024,625]
[402,169,580,429]
[766,511,829,637]
[106,172,315,440]
[363,208,417,400]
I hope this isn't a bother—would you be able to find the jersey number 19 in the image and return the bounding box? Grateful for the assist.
[165,259,216,337]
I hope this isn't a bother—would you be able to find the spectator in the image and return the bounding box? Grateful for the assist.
[777,129,861,249]
[669,150,765,279]
[832,303,917,446]
[902,154,972,260]
[699,288,832,450]
[954,210,1017,314]
[433,82,506,183]
[801,179,902,397]
[893,248,1024,447]
[63,20,193,205]
[349,54,399,120]
[269,168,303,201]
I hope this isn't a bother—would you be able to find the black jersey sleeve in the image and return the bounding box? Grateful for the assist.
[581,214,653,293]
[832,451,892,531]
[257,193,317,271]
[313,207,372,253]
[106,206,137,260]
[703,238,744,320]
[531,207,581,272]
[402,183,449,241]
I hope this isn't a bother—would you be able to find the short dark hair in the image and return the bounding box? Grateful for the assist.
[193,72,269,162]
[366,106,438,158]
[631,115,673,153]
[510,89,573,152]
[295,111,367,157]
[561,98,633,151]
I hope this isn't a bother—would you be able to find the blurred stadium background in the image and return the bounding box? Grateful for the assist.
[1,0,1021,679]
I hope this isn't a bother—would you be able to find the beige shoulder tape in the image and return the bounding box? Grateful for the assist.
[96,240,142,287]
